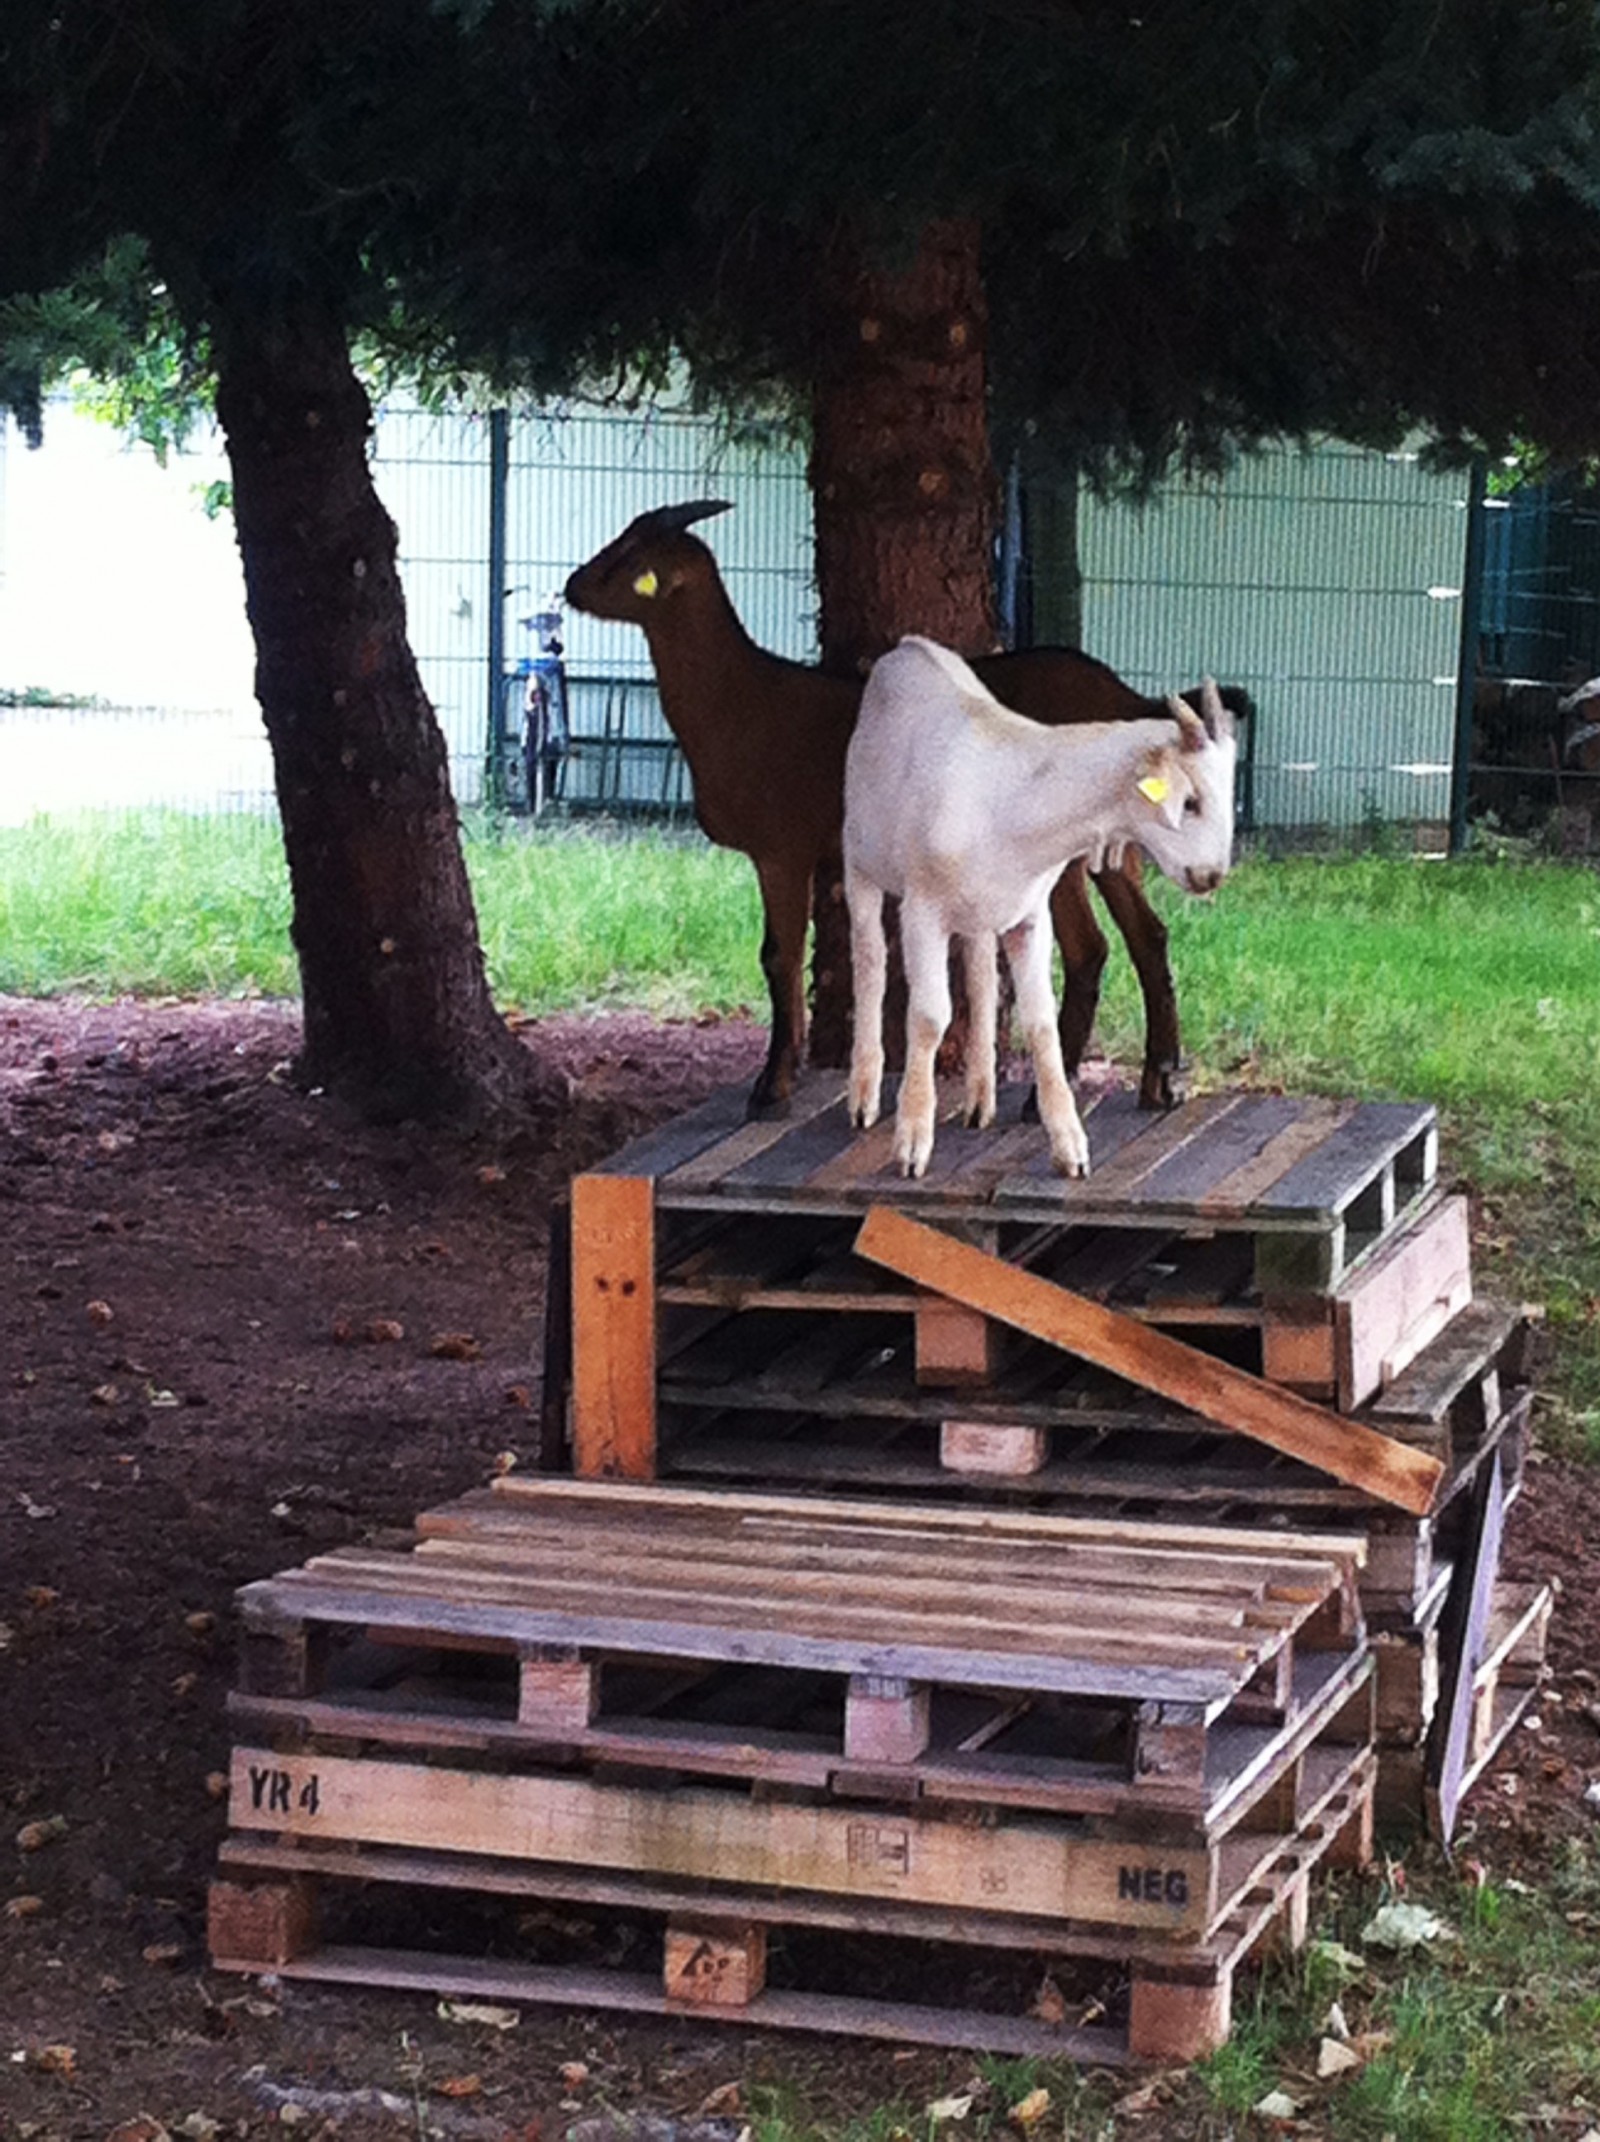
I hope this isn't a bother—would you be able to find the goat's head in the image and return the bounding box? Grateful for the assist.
[564,500,734,623]
[1130,679,1237,895]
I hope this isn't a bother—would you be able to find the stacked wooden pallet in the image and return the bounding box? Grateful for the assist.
[210,1074,1551,2059]
[559,1077,1549,1837]
[213,1481,1376,2059]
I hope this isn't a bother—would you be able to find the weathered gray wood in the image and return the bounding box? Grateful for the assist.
[1428,1450,1506,1841]
[588,1082,756,1180]
[239,1573,1249,1705]
[1121,1095,1305,1205]
[1251,1102,1436,1221]
[1370,1302,1524,1426]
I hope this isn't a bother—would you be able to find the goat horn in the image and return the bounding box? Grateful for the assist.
[643,499,735,535]
[1199,675,1232,742]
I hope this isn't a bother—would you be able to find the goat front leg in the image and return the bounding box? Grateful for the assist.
[893,897,953,1178]
[1003,904,1089,1178]
[960,931,999,1130]
[845,862,888,1130]
[748,856,814,1118]
[1093,851,1184,1110]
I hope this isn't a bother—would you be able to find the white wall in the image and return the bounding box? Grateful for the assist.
[0,403,257,709]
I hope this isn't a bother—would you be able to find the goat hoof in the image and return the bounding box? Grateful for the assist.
[1140,1063,1188,1112]
[745,1086,793,1122]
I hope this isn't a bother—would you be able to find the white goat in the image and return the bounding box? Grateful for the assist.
[845,637,1236,1179]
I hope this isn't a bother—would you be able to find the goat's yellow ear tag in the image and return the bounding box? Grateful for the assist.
[1137,774,1170,805]
[632,569,659,598]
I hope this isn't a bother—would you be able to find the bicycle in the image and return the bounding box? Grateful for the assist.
[498,596,571,814]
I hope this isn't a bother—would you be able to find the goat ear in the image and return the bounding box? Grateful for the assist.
[1167,693,1208,754]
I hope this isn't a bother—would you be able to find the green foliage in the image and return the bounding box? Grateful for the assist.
[0,236,208,451]
[12,3,1600,476]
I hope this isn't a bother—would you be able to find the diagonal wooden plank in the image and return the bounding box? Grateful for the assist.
[853,1205,1443,1517]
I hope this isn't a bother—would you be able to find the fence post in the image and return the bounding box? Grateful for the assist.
[484,407,511,810]
[1449,456,1489,855]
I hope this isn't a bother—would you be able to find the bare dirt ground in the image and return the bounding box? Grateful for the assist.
[3,995,1598,2140]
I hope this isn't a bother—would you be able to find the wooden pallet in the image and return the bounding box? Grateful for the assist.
[652,1185,1471,1412]
[210,1750,1376,2064]
[567,1079,1456,1495]
[230,1480,1370,1839]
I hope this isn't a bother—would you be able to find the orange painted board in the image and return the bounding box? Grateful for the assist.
[854,1206,1442,1518]
[570,1172,657,1480]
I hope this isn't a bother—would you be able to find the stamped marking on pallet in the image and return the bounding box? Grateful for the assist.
[227,1747,1219,1930]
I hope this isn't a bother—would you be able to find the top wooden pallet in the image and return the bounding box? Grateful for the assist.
[593,1077,1437,1293]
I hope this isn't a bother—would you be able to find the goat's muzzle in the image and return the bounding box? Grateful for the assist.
[1185,867,1224,895]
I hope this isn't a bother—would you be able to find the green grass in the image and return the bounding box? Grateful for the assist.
[3,813,1599,1435]
[1194,1846,1600,2141]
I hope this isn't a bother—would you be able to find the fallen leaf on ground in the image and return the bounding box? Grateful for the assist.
[31,2042,76,2075]
[86,1300,114,1325]
[698,2081,743,2116]
[363,1318,405,1344]
[5,1896,45,1920]
[438,1999,519,2030]
[16,1816,68,1852]
[1111,2080,1164,2115]
[141,1941,182,1967]
[926,2096,974,2123]
[430,1331,483,1361]
[1252,2089,1301,2119]
[1317,2037,1363,2079]
[1362,1901,1454,1950]
[1008,2087,1050,2127]
[89,1383,123,1407]
[437,2075,483,2099]
[203,1772,228,1800]
[1308,1938,1368,1982]
[559,2062,590,2091]
[24,1587,59,1609]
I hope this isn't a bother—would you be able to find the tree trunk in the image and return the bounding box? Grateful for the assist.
[212,302,556,1127]
[807,218,1000,1067]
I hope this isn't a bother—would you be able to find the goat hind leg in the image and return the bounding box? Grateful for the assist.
[960,931,999,1130]
[845,864,888,1130]
[1003,906,1088,1178]
[893,898,952,1178]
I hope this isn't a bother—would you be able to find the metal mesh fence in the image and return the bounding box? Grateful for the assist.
[1469,478,1600,843]
[1,397,1489,839]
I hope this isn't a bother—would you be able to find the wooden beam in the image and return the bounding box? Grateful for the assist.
[570,1171,656,1479]
[853,1206,1443,1517]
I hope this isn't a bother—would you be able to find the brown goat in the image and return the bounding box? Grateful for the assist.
[565,501,1237,1115]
